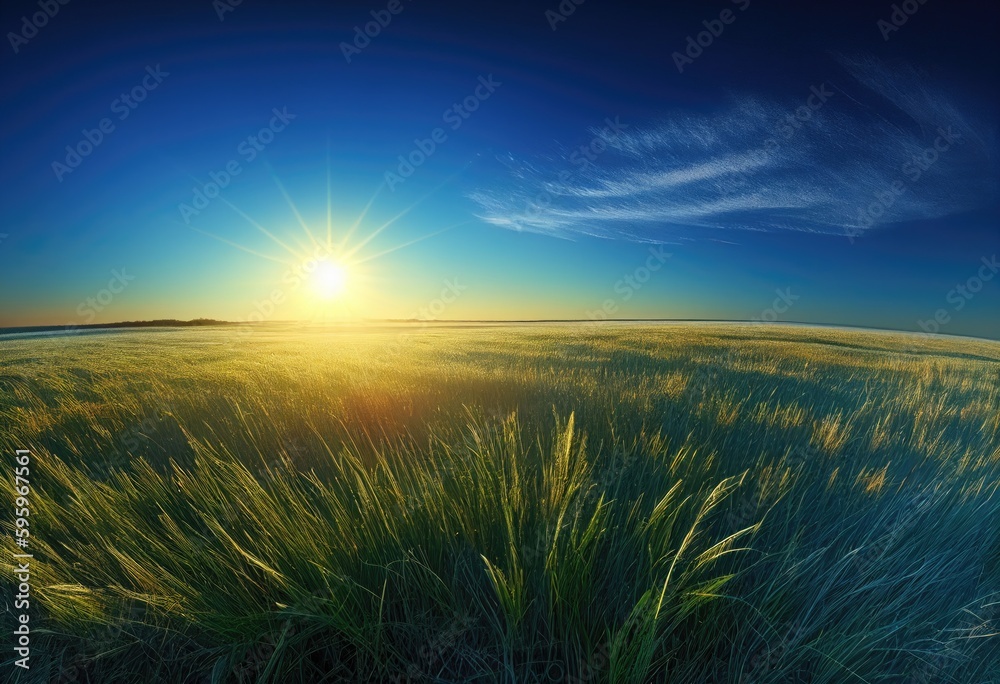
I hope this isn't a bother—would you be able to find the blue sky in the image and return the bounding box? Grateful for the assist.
[1,0,998,338]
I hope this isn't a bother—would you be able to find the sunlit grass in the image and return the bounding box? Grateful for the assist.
[1,323,998,682]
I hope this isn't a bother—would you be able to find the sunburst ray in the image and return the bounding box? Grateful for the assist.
[217,195,305,261]
[355,221,471,265]
[269,167,322,249]
[179,222,293,264]
[342,166,468,261]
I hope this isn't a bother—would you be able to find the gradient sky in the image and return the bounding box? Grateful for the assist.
[1,0,998,338]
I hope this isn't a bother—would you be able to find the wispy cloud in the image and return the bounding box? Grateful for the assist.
[470,57,997,241]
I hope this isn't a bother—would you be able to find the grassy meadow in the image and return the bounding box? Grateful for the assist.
[1,322,998,683]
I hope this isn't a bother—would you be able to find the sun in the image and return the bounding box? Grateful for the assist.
[312,260,348,299]
[188,153,466,320]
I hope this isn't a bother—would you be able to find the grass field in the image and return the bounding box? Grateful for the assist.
[1,322,998,683]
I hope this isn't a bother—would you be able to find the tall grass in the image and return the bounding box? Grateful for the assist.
[1,323,998,682]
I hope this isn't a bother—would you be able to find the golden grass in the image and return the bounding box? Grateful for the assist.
[0,322,997,682]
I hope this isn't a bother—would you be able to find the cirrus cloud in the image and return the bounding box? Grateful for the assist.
[470,56,997,242]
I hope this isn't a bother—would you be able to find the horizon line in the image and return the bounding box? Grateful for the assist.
[1,317,997,344]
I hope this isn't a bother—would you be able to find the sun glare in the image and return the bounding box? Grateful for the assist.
[188,152,463,319]
[313,260,348,299]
